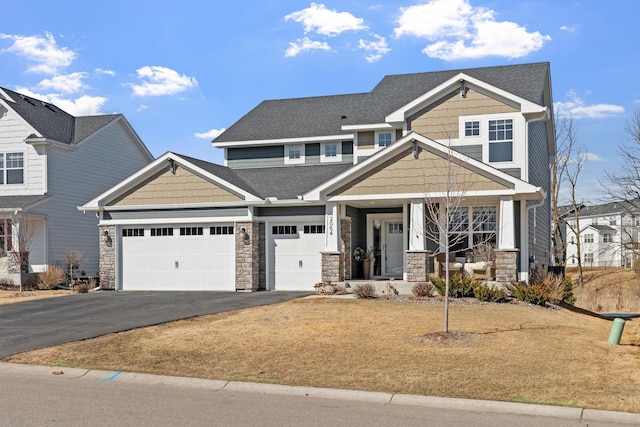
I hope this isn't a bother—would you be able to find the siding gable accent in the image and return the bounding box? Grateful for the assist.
[110,164,243,207]
[328,147,509,197]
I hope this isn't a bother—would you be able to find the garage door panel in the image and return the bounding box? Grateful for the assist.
[270,223,324,291]
[121,226,235,291]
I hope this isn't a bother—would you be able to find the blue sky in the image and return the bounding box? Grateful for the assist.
[1,1,636,203]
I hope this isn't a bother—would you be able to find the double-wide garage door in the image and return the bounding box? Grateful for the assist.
[121,225,235,291]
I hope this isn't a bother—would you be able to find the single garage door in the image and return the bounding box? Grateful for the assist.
[120,225,235,291]
[269,223,325,291]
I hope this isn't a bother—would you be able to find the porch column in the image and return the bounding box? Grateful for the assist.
[498,196,515,249]
[409,200,425,250]
[324,202,341,252]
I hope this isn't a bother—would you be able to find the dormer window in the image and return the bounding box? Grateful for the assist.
[285,145,304,165]
[321,142,342,163]
[377,132,392,148]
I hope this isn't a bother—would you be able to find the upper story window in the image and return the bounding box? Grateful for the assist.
[584,233,594,243]
[377,132,392,148]
[603,233,612,243]
[0,152,24,185]
[488,119,513,162]
[609,219,617,226]
[285,145,304,165]
[464,121,480,137]
[321,142,342,163]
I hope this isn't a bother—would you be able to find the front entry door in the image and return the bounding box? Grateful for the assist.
[368,214,404,278]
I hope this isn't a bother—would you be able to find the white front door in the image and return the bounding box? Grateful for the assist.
[367,214,404,278]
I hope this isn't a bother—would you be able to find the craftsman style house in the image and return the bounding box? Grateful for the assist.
[0,87,153,284]
[83,62,555,291]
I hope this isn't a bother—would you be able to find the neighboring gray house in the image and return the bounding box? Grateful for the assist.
[0,87,154,284]
[82,62,555,291]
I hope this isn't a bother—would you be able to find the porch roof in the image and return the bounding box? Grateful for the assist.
[0,195,50,212]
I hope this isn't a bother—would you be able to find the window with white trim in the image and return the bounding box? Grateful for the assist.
[584,253,594,263]
[285,145,304,164]
[321,142,342,162]
[377,132,392,148]
[488,119,513,162]
[464,121,480,137]
[0,219,12,253]
[603,233,612,243]
[584,233,594,243]
[448,206,497,255]
[0,153,24,185]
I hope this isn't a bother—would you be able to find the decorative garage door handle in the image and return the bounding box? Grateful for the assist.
[299,260,303,268]
[175,261,179,269]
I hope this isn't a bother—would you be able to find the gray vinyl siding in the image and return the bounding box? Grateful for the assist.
[527,120,551,270]
[256,206,325,217]
[104,207,248,221]
[227,146,284,169]
[453,144,482,162]
[499,168,521,179]
[42,119,152,276]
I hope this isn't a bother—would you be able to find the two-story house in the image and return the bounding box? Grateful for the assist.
[82,62,554,291]
[0,87,154,285]
[565,201,638,268]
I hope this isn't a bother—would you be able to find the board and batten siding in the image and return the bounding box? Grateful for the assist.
[0,109,46,195]
[527,120,551,270]
[43,119,152,276]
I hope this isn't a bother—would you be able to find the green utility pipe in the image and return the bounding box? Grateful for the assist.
[607,318,626,345]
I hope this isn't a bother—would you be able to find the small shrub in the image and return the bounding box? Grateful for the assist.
[473,283,508,303]
[0,278,16,290]
[506,281,550,306]
[75,284,90,293]
[352,283,377,299]
[562,274,575,305]
[429,274,476,298]
[412,282,434,298]
[38,265,66,290]
[313,281,336,295]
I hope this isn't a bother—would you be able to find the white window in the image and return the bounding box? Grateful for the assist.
[321,142,342,162]
[0,152,24,185]
[488,119,513,162]
[584,234,594,243]
[464,121,480,137]
[584,253,594,263]
[447,206,497,255]
[377,132,393,148]
[285,145,305,165]
[0,219,12,252]
[603,233,612,243]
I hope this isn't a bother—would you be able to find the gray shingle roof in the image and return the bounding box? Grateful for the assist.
[173,153,353,200]
[215,62,550,144]
[0,87,121,144]
[0,195,50,210]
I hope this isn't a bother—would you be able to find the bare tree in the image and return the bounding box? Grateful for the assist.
[421,142,494,333]
[63,250,84,286]
[550,118,571,266]
[559,118,588,286]
[10,213,37,292]
[604,107,640,267]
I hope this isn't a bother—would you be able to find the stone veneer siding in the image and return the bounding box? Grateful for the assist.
[406,250,430,282]
[99,224,116,289]
[321,252,344,283]
[341,217,352,281]
[495,249,518,283]
[235,221,265,291]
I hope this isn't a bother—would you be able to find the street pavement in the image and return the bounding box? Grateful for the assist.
[0,290,310,358]
[1,363,639,426]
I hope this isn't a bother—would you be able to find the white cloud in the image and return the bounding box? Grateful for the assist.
[555,91,624,119]
[0,32,76,74]
[37,72,88,94]
[194,128,226,140]
[95,68,116,76]
[136,104,148,112]
[285,37,333,57]
[285,3,367,36]
[14,87,106,116]
[358,35,390,63]
[393,0,550,60]
[560,24,579,33]
[584,152,604,162]
[128,66,198,97]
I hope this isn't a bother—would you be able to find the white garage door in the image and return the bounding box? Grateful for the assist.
[269,223,325,291]
[121,225,235,291]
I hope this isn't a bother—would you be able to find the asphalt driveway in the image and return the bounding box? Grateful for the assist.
[0,291,310,359]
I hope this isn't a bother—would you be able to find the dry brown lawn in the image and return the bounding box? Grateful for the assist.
[571,268,640,313]
[0,289,72,305]
[7,297,640,413]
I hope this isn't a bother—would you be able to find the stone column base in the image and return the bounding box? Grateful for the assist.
[321,252,344,283]
[495,249,519,283]
[405,250,431,282]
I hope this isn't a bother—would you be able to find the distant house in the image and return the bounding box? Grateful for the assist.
[565,201,639,268]
[0,87,153,284]
[82,62,555,291]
